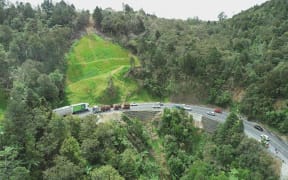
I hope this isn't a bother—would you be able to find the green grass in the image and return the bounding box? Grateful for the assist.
[66,34,155,105]
[0,87,7,121]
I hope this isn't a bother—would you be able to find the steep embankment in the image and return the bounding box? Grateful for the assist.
[65,34,154,104]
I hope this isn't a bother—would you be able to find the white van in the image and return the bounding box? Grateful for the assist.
[260,134,270,141]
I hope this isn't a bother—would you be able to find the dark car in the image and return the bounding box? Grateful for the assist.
[254,125,263,132]
[173,105,184,110]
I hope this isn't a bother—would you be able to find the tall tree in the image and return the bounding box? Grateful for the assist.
[43,156,83,180]
[49,0,76,27]
[93,6,103,29]
[218,11,227,21]
[118,149,138,179]
[60,136,84,165]
[41,0,54,18]
[90,165,124,180]
[0,147,30,180]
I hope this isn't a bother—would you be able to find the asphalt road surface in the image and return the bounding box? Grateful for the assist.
[78,102,288,164]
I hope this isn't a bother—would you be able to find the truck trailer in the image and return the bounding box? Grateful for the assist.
[53,103,89,116]
[53,106,73,116]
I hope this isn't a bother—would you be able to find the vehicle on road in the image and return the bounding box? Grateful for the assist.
[53,103,89,116]
[183,105,192,111]
[72,102,288,167]
[130,102,138,106]
[261,134,270,141]
[53,106,72,116]
[101,105,111,112]
[254,125,264,132]
[214,108,222,113]
[156,102,164,106]
[260,134,270,148]
[206,111,215,116]
[92,106,101,113]
[152,104,161,108]
[122,103,130,109]
[173,105,184,110]
[113,104,121,110]
[71,103,89,114]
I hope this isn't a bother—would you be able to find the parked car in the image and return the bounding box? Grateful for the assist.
[214,108,222,113]
[130,102,138,106]
[254,125,264,132]
[206,111,215,116]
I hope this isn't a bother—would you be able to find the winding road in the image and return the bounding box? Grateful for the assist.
[78,102,288,178]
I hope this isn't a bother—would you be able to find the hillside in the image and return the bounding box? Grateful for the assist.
[0,0,284,179]
[94,0,288,134]
[66,34,155,105]
[0,88,6,121]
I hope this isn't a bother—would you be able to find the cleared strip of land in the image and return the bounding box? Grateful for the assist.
[66,34,155,105]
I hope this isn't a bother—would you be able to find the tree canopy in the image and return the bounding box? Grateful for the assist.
[0,0,284,179]
[95,0,288,133]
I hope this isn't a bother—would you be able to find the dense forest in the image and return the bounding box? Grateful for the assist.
[93,0,288,134]
[0,0,285,179]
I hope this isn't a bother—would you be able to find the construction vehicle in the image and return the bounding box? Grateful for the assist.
[100,105,111,112]
[122,103,130,109]
[113,104,121,110]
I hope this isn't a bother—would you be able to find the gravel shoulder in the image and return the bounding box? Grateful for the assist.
[281,163,288,180]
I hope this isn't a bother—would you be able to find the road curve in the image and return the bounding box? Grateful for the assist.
[79,102,288,166]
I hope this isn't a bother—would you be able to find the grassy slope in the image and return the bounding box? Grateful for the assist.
[0,87,7,121]
[0,88,7,134]
[66,34,154,105]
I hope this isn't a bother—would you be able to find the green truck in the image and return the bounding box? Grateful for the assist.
[72,103,89,114]
[53,103,89,116]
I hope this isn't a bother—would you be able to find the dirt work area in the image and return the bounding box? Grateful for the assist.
[97,112,122,124]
